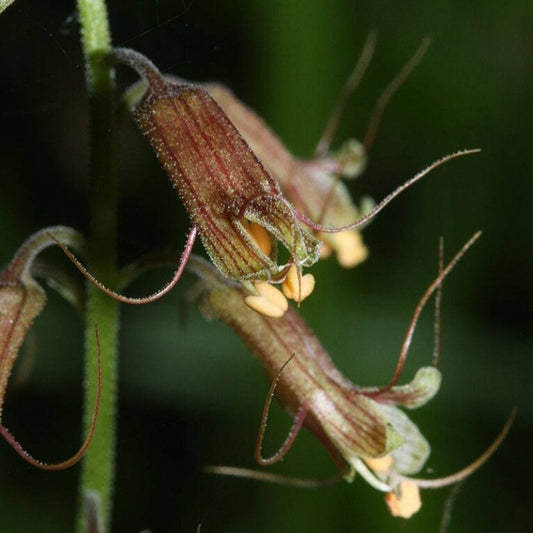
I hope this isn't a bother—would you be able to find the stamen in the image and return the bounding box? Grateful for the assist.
[364,455,394,473]
[281,265,315,303]
[241,219,272,257]
[319,242,333,259]
[385,480,422,518]
[244,282,288,318]
[352,458,393,492]
[248,222,272,257]
[325,231,369,268]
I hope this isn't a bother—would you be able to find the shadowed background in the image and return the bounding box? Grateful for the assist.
[0,0,531,531]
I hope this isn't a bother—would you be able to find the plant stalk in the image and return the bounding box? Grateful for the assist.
[76,1,119,531]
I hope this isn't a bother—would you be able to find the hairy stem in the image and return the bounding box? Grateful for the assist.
[76,1,119,532]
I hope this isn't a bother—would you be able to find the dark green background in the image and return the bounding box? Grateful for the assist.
[0,1,531,531]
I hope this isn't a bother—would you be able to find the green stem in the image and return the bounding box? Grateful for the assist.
[76,1,118,532]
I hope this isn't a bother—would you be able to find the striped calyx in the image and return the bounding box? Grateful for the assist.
[188,256,439,490]
[113,48,321,287]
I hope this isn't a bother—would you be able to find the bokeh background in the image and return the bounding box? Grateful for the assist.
[0,0,531,531]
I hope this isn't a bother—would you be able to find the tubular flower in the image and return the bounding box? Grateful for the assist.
[0,227,83,414]
[188,233,512,517]
[204,83,371,268]
[121,73,368,269]
[110,48,321,312]
[110,47,478,315]
[0,227,100,470]
[118,36,433,271]
[204,35,433,268]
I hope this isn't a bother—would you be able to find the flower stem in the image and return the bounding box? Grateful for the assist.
[76,1,118,532]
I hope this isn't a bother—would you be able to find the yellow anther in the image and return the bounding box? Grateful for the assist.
[244,281,288,318]
[319,241,333,259]
[281,265,315,303]
[322,230,368,268]
[385,481,422,519]
[364,455,393,473]
[248,222,272,257]
[242,219,272,257]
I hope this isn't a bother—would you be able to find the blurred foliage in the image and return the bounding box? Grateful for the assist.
[0,0,531,531]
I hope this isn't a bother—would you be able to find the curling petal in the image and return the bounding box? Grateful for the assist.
[364,367,442,409]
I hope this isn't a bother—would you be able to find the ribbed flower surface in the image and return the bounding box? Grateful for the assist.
[205,83,368,267]
[0,281,44,414]
[114,47,321,283]
[0,227,83,415]
[190,256,439,474]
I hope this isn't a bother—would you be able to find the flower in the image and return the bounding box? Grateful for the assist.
[204,83,371,268]
[0,227,100,469]
[110,48,321,312]
[105,47,478,318]
[1,227,82,414]
[203,35,432,269]
[188,232,512,517]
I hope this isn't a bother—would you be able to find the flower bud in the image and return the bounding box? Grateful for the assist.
[0,281,44,414]
[0,226,84,414]
[0,227,99,470]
